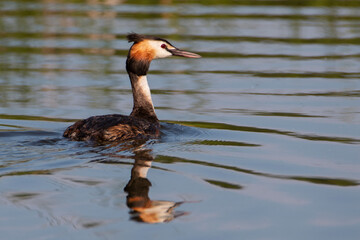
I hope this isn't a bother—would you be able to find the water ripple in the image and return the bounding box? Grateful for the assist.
[155,155,359,187]
[167,121,360,144]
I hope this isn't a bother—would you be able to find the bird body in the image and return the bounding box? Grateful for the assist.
[63,114,159,142]
[63,33,200,142]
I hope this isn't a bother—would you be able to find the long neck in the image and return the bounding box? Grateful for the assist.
[128,72,158,122]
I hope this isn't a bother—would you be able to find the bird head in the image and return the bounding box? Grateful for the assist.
[126,33,201,76]
[127,33,201,60]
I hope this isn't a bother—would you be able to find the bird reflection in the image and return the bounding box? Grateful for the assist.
[123,149,188,223]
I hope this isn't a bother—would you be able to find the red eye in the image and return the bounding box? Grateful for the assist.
[161,44,167,49]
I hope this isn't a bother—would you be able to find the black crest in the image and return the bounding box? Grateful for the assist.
[127,33,146,43]
[126,32,173,46]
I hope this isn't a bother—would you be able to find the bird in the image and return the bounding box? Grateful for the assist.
[63,33,201,142]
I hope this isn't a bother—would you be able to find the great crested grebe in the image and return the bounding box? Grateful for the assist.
[63,33,201,142]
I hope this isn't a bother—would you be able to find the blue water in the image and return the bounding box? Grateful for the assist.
[1,1,360,239]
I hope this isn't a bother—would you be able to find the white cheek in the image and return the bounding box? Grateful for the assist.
[147,40,172,59]
[154,49,172,59]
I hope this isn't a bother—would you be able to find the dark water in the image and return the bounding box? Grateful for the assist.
[1,0,360,239]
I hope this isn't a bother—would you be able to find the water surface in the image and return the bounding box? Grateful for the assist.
[1,0,360,239]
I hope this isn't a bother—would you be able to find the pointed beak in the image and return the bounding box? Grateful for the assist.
[168,48,201,58]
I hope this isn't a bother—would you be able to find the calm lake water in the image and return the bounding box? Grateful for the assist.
[1,0,360,239]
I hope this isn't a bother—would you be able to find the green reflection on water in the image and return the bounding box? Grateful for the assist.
[188,140,260,147]
[167,121,360,144]
[2,9,360,21]
[155,155,359,187]
[1,33,360,45]
[291,176,360,187]
[16,0,357,7]
[0,169,52,178]
[0,114,76,122]
[205,179,243,190]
